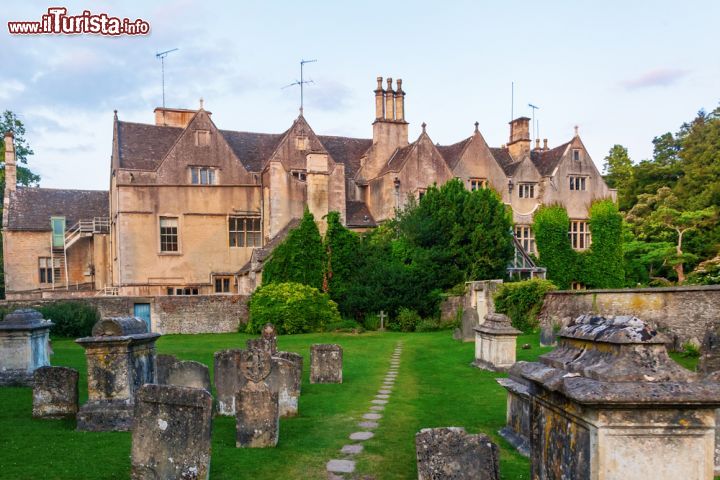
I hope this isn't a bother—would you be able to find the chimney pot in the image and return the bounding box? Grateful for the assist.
[376,76,383,90]
[386,77,393,91]
[543,138,548,150]
[535,138,540,149]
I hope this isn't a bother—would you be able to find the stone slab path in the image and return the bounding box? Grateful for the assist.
[326,342,403,479]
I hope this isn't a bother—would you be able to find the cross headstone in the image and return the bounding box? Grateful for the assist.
[378,311,387,331]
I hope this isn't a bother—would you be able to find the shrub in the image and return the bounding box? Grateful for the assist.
[681,341,700,358]
[416,318,440,332]
[37,301,100,338]
[325,319,364,333]
[390,307,421,332]
[362,313,380,331]
[247,282,340,334]
[494,279,556,332]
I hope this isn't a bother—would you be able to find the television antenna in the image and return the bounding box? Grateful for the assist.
[528,103,540,143]
[283,58,317,115]
[156,48,179,108]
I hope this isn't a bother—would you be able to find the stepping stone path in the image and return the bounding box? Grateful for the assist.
[326,342,403,478]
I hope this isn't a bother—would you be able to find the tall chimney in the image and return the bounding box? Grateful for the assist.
[4,131,16,193]
[507,117,531,160]
[543,138,548,150]
[374,77,384,120]
[395,79,405,122]
[385,78,395,121]
[535,138,540,150]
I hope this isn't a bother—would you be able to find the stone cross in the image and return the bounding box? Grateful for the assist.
[378,311,387,331]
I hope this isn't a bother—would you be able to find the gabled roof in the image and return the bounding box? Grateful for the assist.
[531,141,570,176]
[378,143,415,176]
[220,130,286,172]
[317,135,372,177]
[346,201,377,228]
[116,121,183,170]
[237,217,301,274]
[436,137,472,170]
[490,147,522,176]
[6,187,109,231]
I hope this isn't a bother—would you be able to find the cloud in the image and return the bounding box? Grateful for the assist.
[622,68,690,90]
[302,80,353,112]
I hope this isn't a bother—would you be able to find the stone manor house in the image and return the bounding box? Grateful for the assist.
[2,77,615,301]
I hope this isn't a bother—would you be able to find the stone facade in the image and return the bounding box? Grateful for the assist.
[415,427,500,480]
[538,285,720,348]
[76,317,160,431]
[0,308,53,386]
[131,384,213,480]
[473,313,521,372]
[32,366,79,419]
[3,79,614,301]
[310,344,343,384]
[502,314,720,479]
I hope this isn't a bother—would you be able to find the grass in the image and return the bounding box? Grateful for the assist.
[0,330,698,479]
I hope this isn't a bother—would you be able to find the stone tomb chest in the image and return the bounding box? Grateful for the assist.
[502,314,720,480]
[76,317,160,431]
[0,309,54,386]
[473,313,521,372]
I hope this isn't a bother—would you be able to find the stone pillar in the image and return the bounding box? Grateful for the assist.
[415,427,500,480]
[236,349,279,448]
[214,349,242,416]
[32,366,79,419]
[0,309,54,386]
[76,317,160,431]
[473,313,521,372]
[503,314,720,479]
[310,344,342,383]
[131,384,213,480]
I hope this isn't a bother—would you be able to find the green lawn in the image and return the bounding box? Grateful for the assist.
[0,330,695,479]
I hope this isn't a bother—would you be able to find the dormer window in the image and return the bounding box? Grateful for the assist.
[190,166,216,185]
[572,149,581,161]
[469,178,487,191]
[195,130,210,147]
[291,170,307,182]
[518,183,536,198]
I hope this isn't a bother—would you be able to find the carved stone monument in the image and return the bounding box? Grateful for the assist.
[310,344,342,384]
[501,314,720,479]
[32,366,79,419]
[0,309,54,386]
[415,427,500,480]
[76,317,160,431]
[131,384,213,480]
[473,313,521,372]
[236,348,279,448]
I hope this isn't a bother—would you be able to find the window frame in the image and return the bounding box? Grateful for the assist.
[159,216,180,254]
[469,178,487,191]
[569,175,587,191]
[214,276,233,294]
[569,219,591,251]
[38,257,60,284]
[229,216,262,248]
[518,183,536,199]
[190,166,216,185]
[514,225,537,256]
[195,130,210,147]
[572,149,581,161]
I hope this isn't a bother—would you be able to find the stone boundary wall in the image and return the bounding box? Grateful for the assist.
[0,295,249,334]
[538,285,720,348]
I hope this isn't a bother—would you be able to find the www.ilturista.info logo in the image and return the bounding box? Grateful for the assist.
[8,7,150,36]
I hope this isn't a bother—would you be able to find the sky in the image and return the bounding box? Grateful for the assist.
[3,0,719,190]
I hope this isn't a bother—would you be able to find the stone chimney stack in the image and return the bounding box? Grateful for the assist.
[4,131,16,194]
[543,138,548,150]
[368,76,409,179]
[395,79,405,122]
[507,117,530,160]
[385,78,395,121]
[374,77,384,120]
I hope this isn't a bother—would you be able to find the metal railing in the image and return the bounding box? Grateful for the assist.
[65,217,110,249]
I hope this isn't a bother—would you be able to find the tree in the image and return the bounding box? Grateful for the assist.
[262,209,325,290]
[602,144,634,211]
[533,205,579,289]
[323,211,361,314]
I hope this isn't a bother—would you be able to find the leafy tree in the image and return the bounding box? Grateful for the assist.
[262,209,325,290]
[602,144,634,211]
[585,200,624,288]
[323,211,361,314]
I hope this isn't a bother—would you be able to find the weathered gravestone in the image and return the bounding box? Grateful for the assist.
[0,309,54,386]
[156,354,211,391]
[415,427,500,480]
[310,344,342,383]
[502,314,720,479]
[131,384,213,480]
[236,348,279,448]
[32,366,79,419]
[266,355,300,417]
[214,349,242,416]
[76,317,160,431]
[261,323,277,354]
[473,313,521,372]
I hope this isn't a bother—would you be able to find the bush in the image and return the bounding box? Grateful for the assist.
[324,319,364,333]
[390,308,421,332]
[415,318,440,332]
[37,301,100,338]
[681,341,700,358]
[247,282,340,334]
[362,313,380,331]
[494,279,556,332]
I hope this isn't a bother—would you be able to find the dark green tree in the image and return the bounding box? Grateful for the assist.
[602,144,634,211]
[262,209,325,290]
[323,211,361,314]
[533,205,579,289]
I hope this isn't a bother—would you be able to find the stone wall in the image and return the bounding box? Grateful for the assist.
[538,285,720,348]
[0,294,249,334]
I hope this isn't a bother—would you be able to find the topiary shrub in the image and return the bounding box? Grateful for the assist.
[247,282,340,334]
[37,301,100,338]
[494,279,556,332]
[389,307,421,332]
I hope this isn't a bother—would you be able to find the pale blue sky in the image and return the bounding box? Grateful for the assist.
[3,0,719,189]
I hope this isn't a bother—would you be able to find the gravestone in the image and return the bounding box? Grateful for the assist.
[155,354,178,385]
[131,384,213,480]
[236,348,279,448]
[214,349,242,416]
[0,309,54,386]
[310,344,342,383]
[415,427,500,480]
[261,323,277,354]
[473,313,521,372]
[504,314,720,479]
[156,354,211,391]
[76,317,160,431]
[266,355,300,417]
[32,366,79,419]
